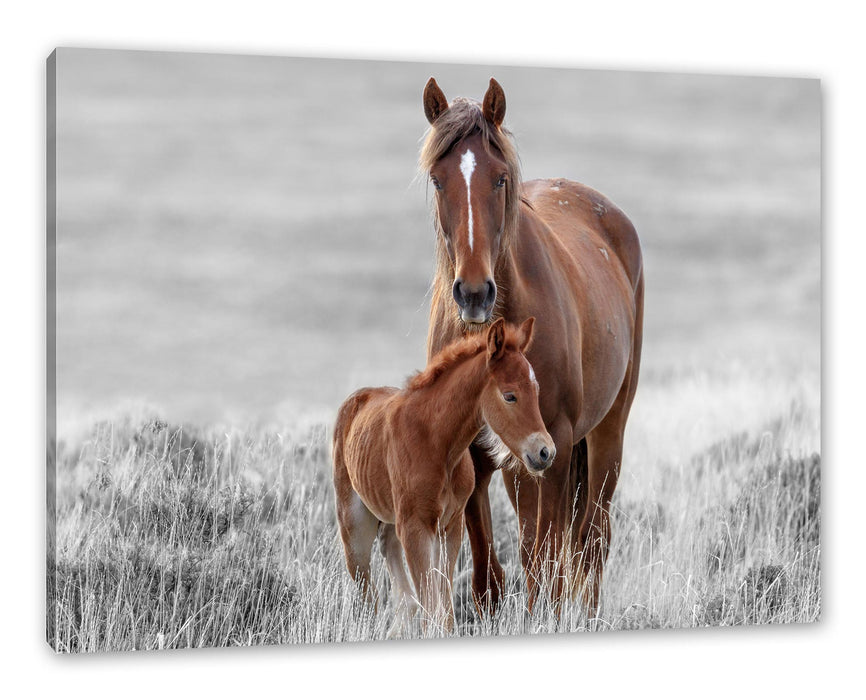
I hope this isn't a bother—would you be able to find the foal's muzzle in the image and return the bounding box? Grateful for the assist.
[523,434,556,473]
[452,277,496,324]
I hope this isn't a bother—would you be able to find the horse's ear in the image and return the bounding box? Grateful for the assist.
[486,318,507,363]
[482,78,506,128]
[423,77,449,125]
[518,317,535,353]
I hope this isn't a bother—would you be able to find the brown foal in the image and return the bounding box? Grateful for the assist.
[332,318,554,634]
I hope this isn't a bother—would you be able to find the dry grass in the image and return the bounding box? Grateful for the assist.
[47,362,820,652]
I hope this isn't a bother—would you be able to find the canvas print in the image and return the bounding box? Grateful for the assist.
[46,49,820,652]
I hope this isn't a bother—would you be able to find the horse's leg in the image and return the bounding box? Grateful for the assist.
[501,467,542,608]
[501,461,538,594]
[529,449,572,614]
[503,417,573,613]
[578,421,623,617]
[566,438,589,597]
[335,490,380,608]
[465,443,505,615]
[577,276,643,616]
[378,523,419,637]
[577,363,640,615]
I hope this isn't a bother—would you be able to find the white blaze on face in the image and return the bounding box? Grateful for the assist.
[459,149,476,252]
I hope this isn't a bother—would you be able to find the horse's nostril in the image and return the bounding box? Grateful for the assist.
[484,279,497,308]
[539,446,549,462]
[452,278,465,307]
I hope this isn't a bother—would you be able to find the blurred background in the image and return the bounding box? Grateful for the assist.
[54,49,820,438]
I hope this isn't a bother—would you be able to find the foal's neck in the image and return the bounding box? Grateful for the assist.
[418,350,489,464]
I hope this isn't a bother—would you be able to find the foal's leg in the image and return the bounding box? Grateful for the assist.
[378,524,419,637]
[441,515,464,628]
[443,515,464,585]
[398,517,453,635]
[336,491,380,607]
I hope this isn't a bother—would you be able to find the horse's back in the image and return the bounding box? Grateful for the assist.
[522,178,642,292]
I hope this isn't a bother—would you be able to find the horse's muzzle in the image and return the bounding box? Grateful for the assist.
[453,277,496,324]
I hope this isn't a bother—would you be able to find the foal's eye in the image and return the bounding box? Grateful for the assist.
[431,176,443,191]
[495,175,507,189]
[503,392,517,404]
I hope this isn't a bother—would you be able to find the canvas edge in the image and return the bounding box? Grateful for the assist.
[46,48,59,653]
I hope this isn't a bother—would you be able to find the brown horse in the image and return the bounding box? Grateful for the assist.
[332,318,554,634]
[420,77,644,616]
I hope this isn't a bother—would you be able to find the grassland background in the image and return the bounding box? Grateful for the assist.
[50,49,820,651]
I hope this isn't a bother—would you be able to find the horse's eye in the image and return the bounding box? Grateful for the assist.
[496,175,507,189]
[503,392,517,404]
[431,176,443,191]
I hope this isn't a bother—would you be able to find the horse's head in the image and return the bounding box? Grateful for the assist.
[481,318,555,474]
[421,78,520,326]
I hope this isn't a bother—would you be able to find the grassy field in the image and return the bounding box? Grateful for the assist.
[48,360,819,652]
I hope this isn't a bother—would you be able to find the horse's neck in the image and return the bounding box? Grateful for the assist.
[417,351,488,460]
[494,241,522,319]
[495,206,546,318]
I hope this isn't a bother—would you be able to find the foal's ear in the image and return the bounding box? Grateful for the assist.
[423,77,449,125]
[482,78,506,128]
[486,318,507,363]
[518,317,535,353]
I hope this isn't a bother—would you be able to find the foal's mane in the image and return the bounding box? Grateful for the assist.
[407,323,523,392]
[407,333,486,391]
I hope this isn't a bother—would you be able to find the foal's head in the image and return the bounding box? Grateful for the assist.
[482,318,555,473]
[421,77,521,326]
